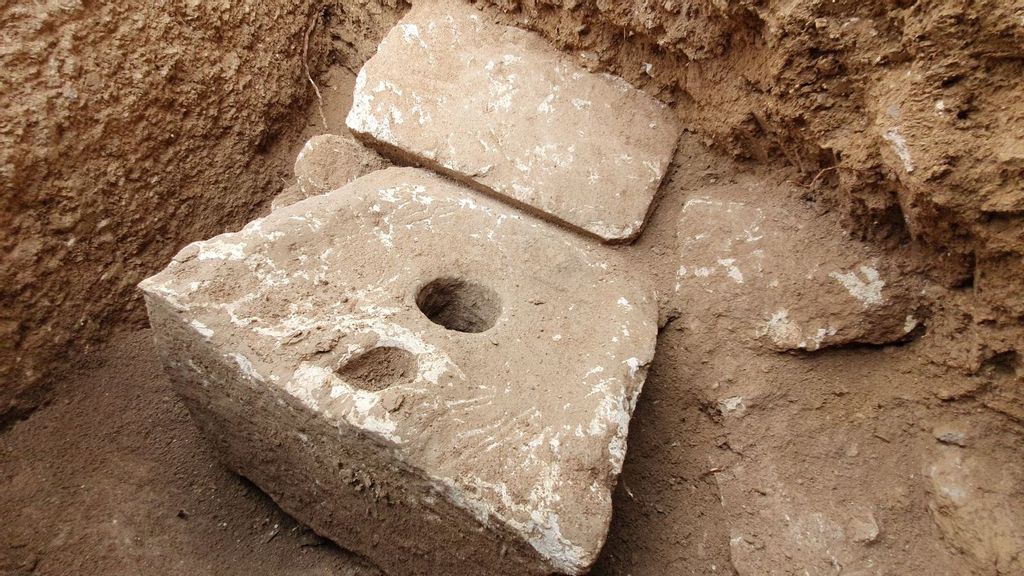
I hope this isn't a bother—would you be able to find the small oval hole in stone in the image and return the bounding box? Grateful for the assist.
[415,278,501,333]
[336,346,417,392]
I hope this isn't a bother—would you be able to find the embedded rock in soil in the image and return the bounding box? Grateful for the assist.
[140,167,657,575]
[675,188,920,351]
[271,133,389,211]
[346,0,679,242]
[924,447,1024,575]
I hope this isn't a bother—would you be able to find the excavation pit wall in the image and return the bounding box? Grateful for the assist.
[1,0,409,422]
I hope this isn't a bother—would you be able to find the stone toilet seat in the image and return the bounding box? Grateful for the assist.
[141,167,657,575]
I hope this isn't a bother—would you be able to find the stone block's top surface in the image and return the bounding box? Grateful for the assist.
[346,0,679,242]
[140,167,657,573]
[675,191,919,352]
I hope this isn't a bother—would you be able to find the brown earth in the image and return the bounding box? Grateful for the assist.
[2,0,1022,574]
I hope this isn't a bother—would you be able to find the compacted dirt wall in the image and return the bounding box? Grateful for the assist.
[0,0,408,422]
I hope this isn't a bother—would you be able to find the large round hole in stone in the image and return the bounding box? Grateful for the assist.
[415,278,501,333]
[336,346,417,392]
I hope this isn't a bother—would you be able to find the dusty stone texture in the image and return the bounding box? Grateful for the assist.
[140,167,657,575]
[925,446,1024,574]
[0,0,410,423]
[272,133,389,211]
[474,0,1024,372]
[675,186,920,352]
[347,0,679,242]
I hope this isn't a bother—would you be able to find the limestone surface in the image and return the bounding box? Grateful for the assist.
[271,133,388,211]
[346,0,679,242]
[140,167,657,575]
[675,187,920,352]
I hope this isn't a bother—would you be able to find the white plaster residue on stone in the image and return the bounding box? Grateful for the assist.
[585,364,640,472]
[718,258,745,284]
[829,266,885,307]
[374,214,395,248]
[761,309,838,351]
[642,160,662,181]
[617,297,632,310]
[434,467,588,574]
[377,185,401,203]
[625,357,642,378]
[744,223,764,242]
[228,352,263,382]
[487,70,518,112]
[408,91,432,125]
[245,253,290,288]
[549,434,561,454]
[719,396,745,414]
[190,319,214,340]
[537,93,555,114]
[904,315,918,333]
[764,309,800,348]
[808,326,838,349]
[532,143,575,168]
[399,23,427,48]
[139,277,190,310]
[682,197,716,210]
[240,218,286,243]
[289,363,402,443]
[197,238,247,261]
[586,220,638,241]
[350,388,400,440]
[883,128,914,173]
[347,69,400,142]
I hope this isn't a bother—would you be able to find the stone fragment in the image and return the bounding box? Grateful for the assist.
[675,188,920,352]
[933,424,968,447]
[271,133,388,211]
[346,0,678,242]
[847,510,880,544]
[925,447,1024,574]
[140,167,657,575]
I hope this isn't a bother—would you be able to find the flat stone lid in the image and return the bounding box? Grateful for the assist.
[140,167,657,572]
[347,0,679,242]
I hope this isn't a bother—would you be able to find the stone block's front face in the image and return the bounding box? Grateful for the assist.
[141,167,657,575]
[347,0,679,242]
[675,192,919,351]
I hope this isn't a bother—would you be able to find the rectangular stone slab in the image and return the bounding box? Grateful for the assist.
[346,0,679,242]
[140,167,657,575]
